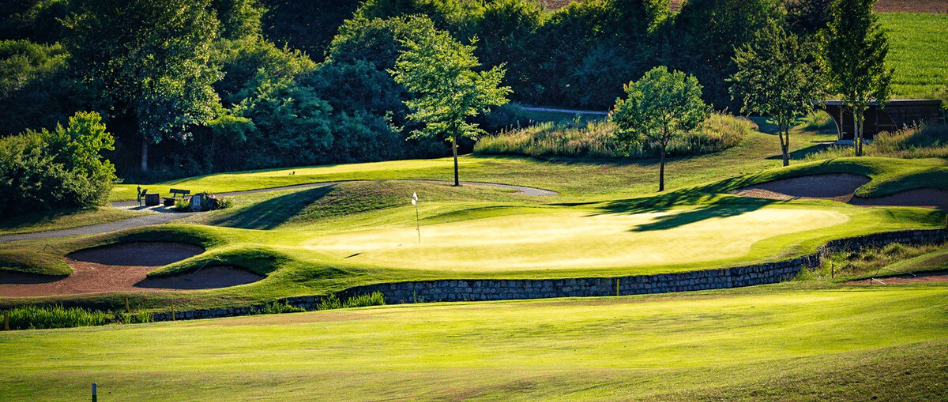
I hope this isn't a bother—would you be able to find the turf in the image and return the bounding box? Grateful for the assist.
[879,13,948,98]
[1,284,945,401]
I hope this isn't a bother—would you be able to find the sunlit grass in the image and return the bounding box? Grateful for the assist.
[1,285,945,401]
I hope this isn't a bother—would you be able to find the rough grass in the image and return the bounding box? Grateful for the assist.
[474,113,753,159]
[801,241,948,281]
[1,285,946,401]
[806,124,948,160]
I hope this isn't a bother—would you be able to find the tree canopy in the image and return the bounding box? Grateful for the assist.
[825,0,893,156]
[611,66,708,192]
[391,19,510,185]
[730,21,825,166]
[63,0,222,171]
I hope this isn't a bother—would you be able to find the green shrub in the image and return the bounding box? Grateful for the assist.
[255,301,305,315]
[317,294,342,310]
[174,198,191,211]
[5,305,109,330]
[0,111,116,219]
[343,292,386,308]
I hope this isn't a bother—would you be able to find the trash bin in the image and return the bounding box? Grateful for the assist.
[145,193,160,206]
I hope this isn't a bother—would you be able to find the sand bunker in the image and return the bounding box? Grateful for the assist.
[0,242,264,297]
[732,174,947,209]
[845,269,948,285]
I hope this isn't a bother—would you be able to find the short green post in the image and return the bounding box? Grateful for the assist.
[616,279,620,297]
[125,298,129,314]
[3,310,8,331]
[171,305,175,321]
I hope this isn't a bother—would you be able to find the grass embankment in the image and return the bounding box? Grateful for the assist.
[1,284,945,401]
[0,207,145,236]
[879,13,948,99]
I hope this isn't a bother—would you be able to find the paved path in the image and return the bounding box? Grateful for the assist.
[0,180,557,243]
[519,106,609,115]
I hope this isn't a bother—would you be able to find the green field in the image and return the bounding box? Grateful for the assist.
[880,13,948,98]
[1,285,946,401]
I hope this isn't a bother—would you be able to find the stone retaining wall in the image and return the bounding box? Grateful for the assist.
[148,228,947,322]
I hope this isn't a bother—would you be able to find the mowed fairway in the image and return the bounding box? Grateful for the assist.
[304,208,850,271]
[2,285,946,401]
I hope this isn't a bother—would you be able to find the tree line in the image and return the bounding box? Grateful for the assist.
[0,0,887,180]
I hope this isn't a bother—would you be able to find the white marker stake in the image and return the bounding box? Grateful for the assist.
[412,192,420,243]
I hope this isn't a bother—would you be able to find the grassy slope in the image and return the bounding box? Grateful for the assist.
[1,284,946,401]
[0,207,146,236]
[879,13,948,98]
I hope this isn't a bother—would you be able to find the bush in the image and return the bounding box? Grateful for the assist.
[5,305,109,330]
[344,291,386,308]
[0,111,116,219]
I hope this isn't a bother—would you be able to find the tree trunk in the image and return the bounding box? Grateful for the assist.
[141,137,149,172]
[780,126,790,167]
[658,145,666,192]
[855,107,864,157]
[839,106,845,141]
[452,136,459,186]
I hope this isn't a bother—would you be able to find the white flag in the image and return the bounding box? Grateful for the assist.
[411,192,417,205]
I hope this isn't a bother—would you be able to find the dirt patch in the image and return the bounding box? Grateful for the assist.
[845,269,948,285]
[0,242,264,297]
[730,174,870,202]
[874,0,948,13]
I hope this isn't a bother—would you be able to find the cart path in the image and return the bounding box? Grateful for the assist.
[0,180,558,243]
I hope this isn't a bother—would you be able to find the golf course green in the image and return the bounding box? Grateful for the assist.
[304,207,850,271]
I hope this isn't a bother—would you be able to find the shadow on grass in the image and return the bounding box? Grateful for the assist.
[0,208,91,232]
[766,142,837,161]
[595,187,777,232]
[204,186,334,230]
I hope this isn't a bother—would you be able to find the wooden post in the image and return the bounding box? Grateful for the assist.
[125,298,130,314]
[171,306,175,321]
[3,310,8,331]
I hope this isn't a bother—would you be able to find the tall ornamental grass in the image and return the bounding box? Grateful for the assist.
[806,124,948,160]
[475,113,752,159]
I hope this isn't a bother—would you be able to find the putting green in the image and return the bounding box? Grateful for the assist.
[304,208,849,271]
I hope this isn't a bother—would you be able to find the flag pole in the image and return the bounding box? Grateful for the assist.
[412,192,420,243]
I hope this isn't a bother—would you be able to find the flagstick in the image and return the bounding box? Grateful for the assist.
[415,202,421,243]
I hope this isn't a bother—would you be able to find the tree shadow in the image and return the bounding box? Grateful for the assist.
[203,186,334,230]
[594,187,776,232]
[765,141,836,161]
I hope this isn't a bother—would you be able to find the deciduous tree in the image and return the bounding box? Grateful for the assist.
[63,0,221,172]
[730,21,824,166]
[611,66,708,192]
[391,21,510,186]
[825,0,893,156]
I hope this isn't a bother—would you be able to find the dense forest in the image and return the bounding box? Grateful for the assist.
[1,0,840,179]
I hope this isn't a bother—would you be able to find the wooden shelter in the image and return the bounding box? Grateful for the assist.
[819,99,942,140]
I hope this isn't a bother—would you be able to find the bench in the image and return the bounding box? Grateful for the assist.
[163,188,191,206]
